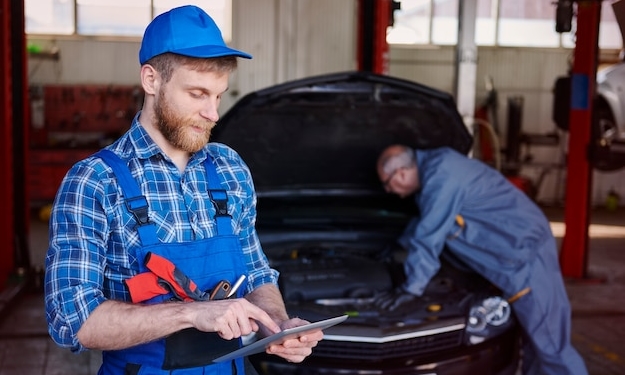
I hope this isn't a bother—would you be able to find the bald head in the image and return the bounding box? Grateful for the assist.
[377,145,415,175]
[377,145,419,197]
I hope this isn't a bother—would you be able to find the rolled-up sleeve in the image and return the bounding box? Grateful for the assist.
[44,162,110,352]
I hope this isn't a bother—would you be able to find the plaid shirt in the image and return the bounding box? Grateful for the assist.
[44,113,279,352]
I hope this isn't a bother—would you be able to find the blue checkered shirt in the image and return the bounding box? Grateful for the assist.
[44,113,279,352]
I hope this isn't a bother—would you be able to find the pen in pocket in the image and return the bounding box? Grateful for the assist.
[227,275,247,298]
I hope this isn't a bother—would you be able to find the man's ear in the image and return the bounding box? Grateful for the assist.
[140,64,159,95]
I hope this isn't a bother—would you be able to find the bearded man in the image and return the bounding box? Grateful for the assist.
[44,6,322,375]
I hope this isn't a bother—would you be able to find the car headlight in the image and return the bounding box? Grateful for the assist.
[465,296,512,344]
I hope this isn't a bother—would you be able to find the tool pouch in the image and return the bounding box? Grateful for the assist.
[162,328,239,369]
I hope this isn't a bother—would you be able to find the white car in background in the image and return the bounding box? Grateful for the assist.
[594,57,625,171]
[592,0,625,171]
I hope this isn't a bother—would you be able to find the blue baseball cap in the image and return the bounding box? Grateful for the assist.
[139,5,252,65]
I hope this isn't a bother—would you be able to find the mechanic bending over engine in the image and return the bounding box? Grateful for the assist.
[44,6,322,374]
[375,144,587,375]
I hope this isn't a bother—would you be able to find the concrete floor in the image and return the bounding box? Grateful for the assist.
[0,205,623,374]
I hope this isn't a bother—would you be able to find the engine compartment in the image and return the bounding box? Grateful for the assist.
[274,250,393,302]
[265,240,496,330]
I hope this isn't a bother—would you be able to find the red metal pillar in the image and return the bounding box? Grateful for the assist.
[13,0,31,275]
[0,0,17,287]
[357,0,393,74]
[560,1,601,278]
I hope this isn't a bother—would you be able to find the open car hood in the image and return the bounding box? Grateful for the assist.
[212,71,472,192]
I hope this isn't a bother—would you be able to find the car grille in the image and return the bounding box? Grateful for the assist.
[311,330,464,360]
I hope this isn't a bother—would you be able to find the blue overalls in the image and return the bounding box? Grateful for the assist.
[95,150,248,375]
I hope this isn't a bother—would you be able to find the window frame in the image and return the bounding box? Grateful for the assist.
[25,0,232,43]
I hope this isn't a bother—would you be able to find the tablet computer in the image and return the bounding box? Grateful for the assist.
[212,314,348,363]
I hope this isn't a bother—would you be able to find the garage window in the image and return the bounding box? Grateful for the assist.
[25,0,232,41]
[388,0,622,50]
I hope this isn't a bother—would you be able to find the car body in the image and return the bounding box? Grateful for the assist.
[589,0,625,171]
[593,58,625,171]
[552,60,625,172]
[213,71,521,375]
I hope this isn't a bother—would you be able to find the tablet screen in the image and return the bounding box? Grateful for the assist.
[212,315,348,363]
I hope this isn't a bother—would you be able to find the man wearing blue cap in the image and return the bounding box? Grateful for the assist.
[44,5,322,375]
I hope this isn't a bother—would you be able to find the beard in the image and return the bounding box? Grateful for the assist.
[153,89,215,153]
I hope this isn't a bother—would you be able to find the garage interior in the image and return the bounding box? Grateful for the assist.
[0,0,624,374]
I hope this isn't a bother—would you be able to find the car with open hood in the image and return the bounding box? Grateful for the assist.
[212,71,521,375]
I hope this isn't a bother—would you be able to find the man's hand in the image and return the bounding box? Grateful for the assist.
[265,317,323,363]
[373,287,418,311]
[243,284,322,362]
[189,298,281,340]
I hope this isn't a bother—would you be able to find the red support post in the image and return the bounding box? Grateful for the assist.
[560,1,601,278]
[372,0,390,75]
[0,0,16,287]
[357,0,391,74]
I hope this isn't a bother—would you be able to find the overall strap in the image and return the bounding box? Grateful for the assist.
[204,156,233,236]
[95,149,160,246]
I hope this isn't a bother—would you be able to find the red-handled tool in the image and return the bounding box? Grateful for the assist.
[124,252,242,303]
